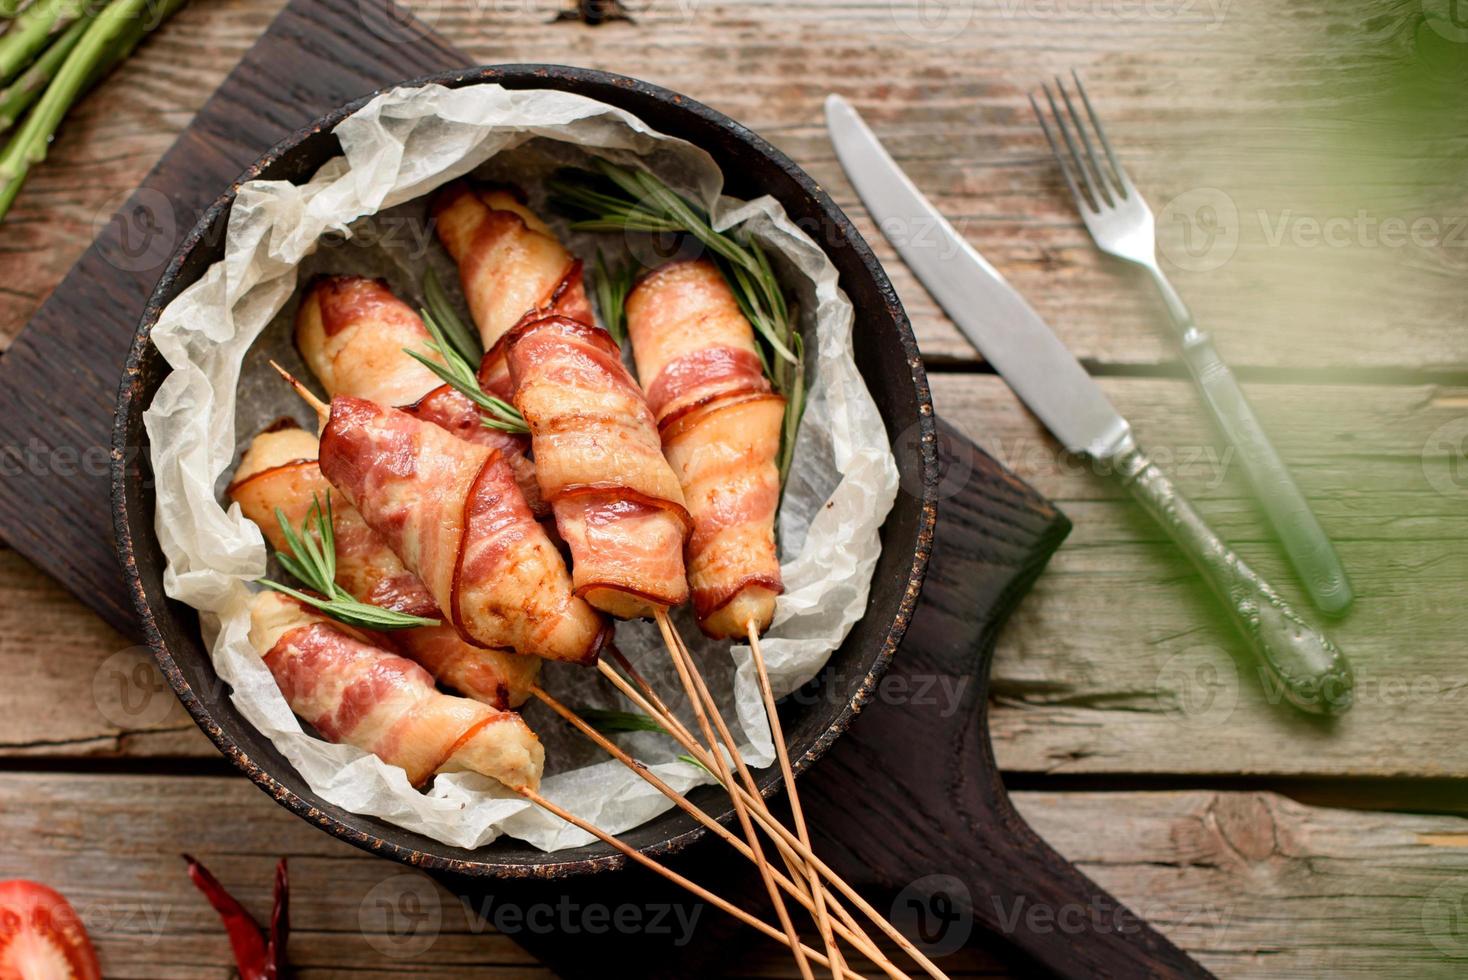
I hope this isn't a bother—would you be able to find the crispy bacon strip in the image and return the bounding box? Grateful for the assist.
[626,259,785,637]
[432,182,593,403]
[431,181,593,349]
[296,275,448,408]
[229,424,540,708]
[403,384,544,516]
[318,396,607,663]
[432,186,691,618]
[248,592,543,790]
[505,313,691,618]
[295,275,545,514]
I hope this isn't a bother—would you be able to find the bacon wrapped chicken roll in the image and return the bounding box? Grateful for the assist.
[249,591,543,790]
[431,181,593,349]
[296,274,543,514]
[228,423,541,709]
[504,313,692,619]
[625,259,785,638]
[318,396,607,663]
[432,185,691,619]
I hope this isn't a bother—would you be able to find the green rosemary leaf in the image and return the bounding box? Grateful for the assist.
[724,258,797,364]
[580,708,670,735]
[259,491,440,630]
[318,493,338,584]
[273,507,323,591]
[546,160,809,485]
[421,267,483,364]
[580,709,716,777]
[778,331,806,488]
[406,309,530,436]
[591,249,638,346]
[569,216,683,235]
[544,176,637,218]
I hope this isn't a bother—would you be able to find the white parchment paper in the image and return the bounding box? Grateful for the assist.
[143,83,899,851]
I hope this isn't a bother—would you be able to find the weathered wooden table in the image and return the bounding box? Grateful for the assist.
[3,1,1466,976]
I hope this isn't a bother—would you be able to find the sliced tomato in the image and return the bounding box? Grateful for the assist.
[0,881,101,980]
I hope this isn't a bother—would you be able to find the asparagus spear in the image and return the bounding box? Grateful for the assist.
[0,8,94,130]
[0,0,85,88]
[0,0,184,220]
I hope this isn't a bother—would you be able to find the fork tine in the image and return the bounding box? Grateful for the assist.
[1055,75,1114,207]
[1028,91,1089,214]
[1040,82,1098,213]
[1071,70,1131,195]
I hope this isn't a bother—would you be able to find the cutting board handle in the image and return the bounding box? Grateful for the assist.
[799,420,1211,979]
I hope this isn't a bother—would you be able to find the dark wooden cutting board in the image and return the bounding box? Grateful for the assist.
[0,0,1206,975]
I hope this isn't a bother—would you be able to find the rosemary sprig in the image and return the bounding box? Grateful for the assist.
[548,159,807,485]
[404,306,529,435]
[258,493,439,630]
[420,267,483,364]
[579,708,668,734]
[590,248,638,346]
[580,708,712,776]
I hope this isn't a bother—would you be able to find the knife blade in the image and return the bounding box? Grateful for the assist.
[824,94,1131,460]
[825,94,1354,715]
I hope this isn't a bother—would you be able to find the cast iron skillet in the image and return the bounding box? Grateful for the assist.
[111,65,938,878]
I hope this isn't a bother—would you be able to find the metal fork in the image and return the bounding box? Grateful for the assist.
[1031,72,1353,615]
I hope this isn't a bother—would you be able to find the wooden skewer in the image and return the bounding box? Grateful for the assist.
[269,360,329,420]
[598,656,916,980]
[655,614,851,975]
[517,786,869,980]
[528,684,894,968]
[746,619,844,979]
[269,360,899,974]
[650,609,816,980]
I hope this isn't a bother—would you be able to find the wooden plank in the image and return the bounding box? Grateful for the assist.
[0,773,1461,978]
[928,374,1468,777]
[0,773,1002,978]
[1,0,1462,372]
[0,0,463,636]
[1017,790,1468,978]
[5,372,1466,780]
[0,548,206,757]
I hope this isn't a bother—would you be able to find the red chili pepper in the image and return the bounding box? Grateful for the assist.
[183,854,289,980]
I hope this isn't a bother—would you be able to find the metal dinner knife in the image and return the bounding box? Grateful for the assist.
[825,95,1353,714]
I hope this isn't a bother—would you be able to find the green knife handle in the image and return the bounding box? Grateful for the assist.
[1150,269,1353,615]
[1111,438,1354,715]
[1179,326,1354,614]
